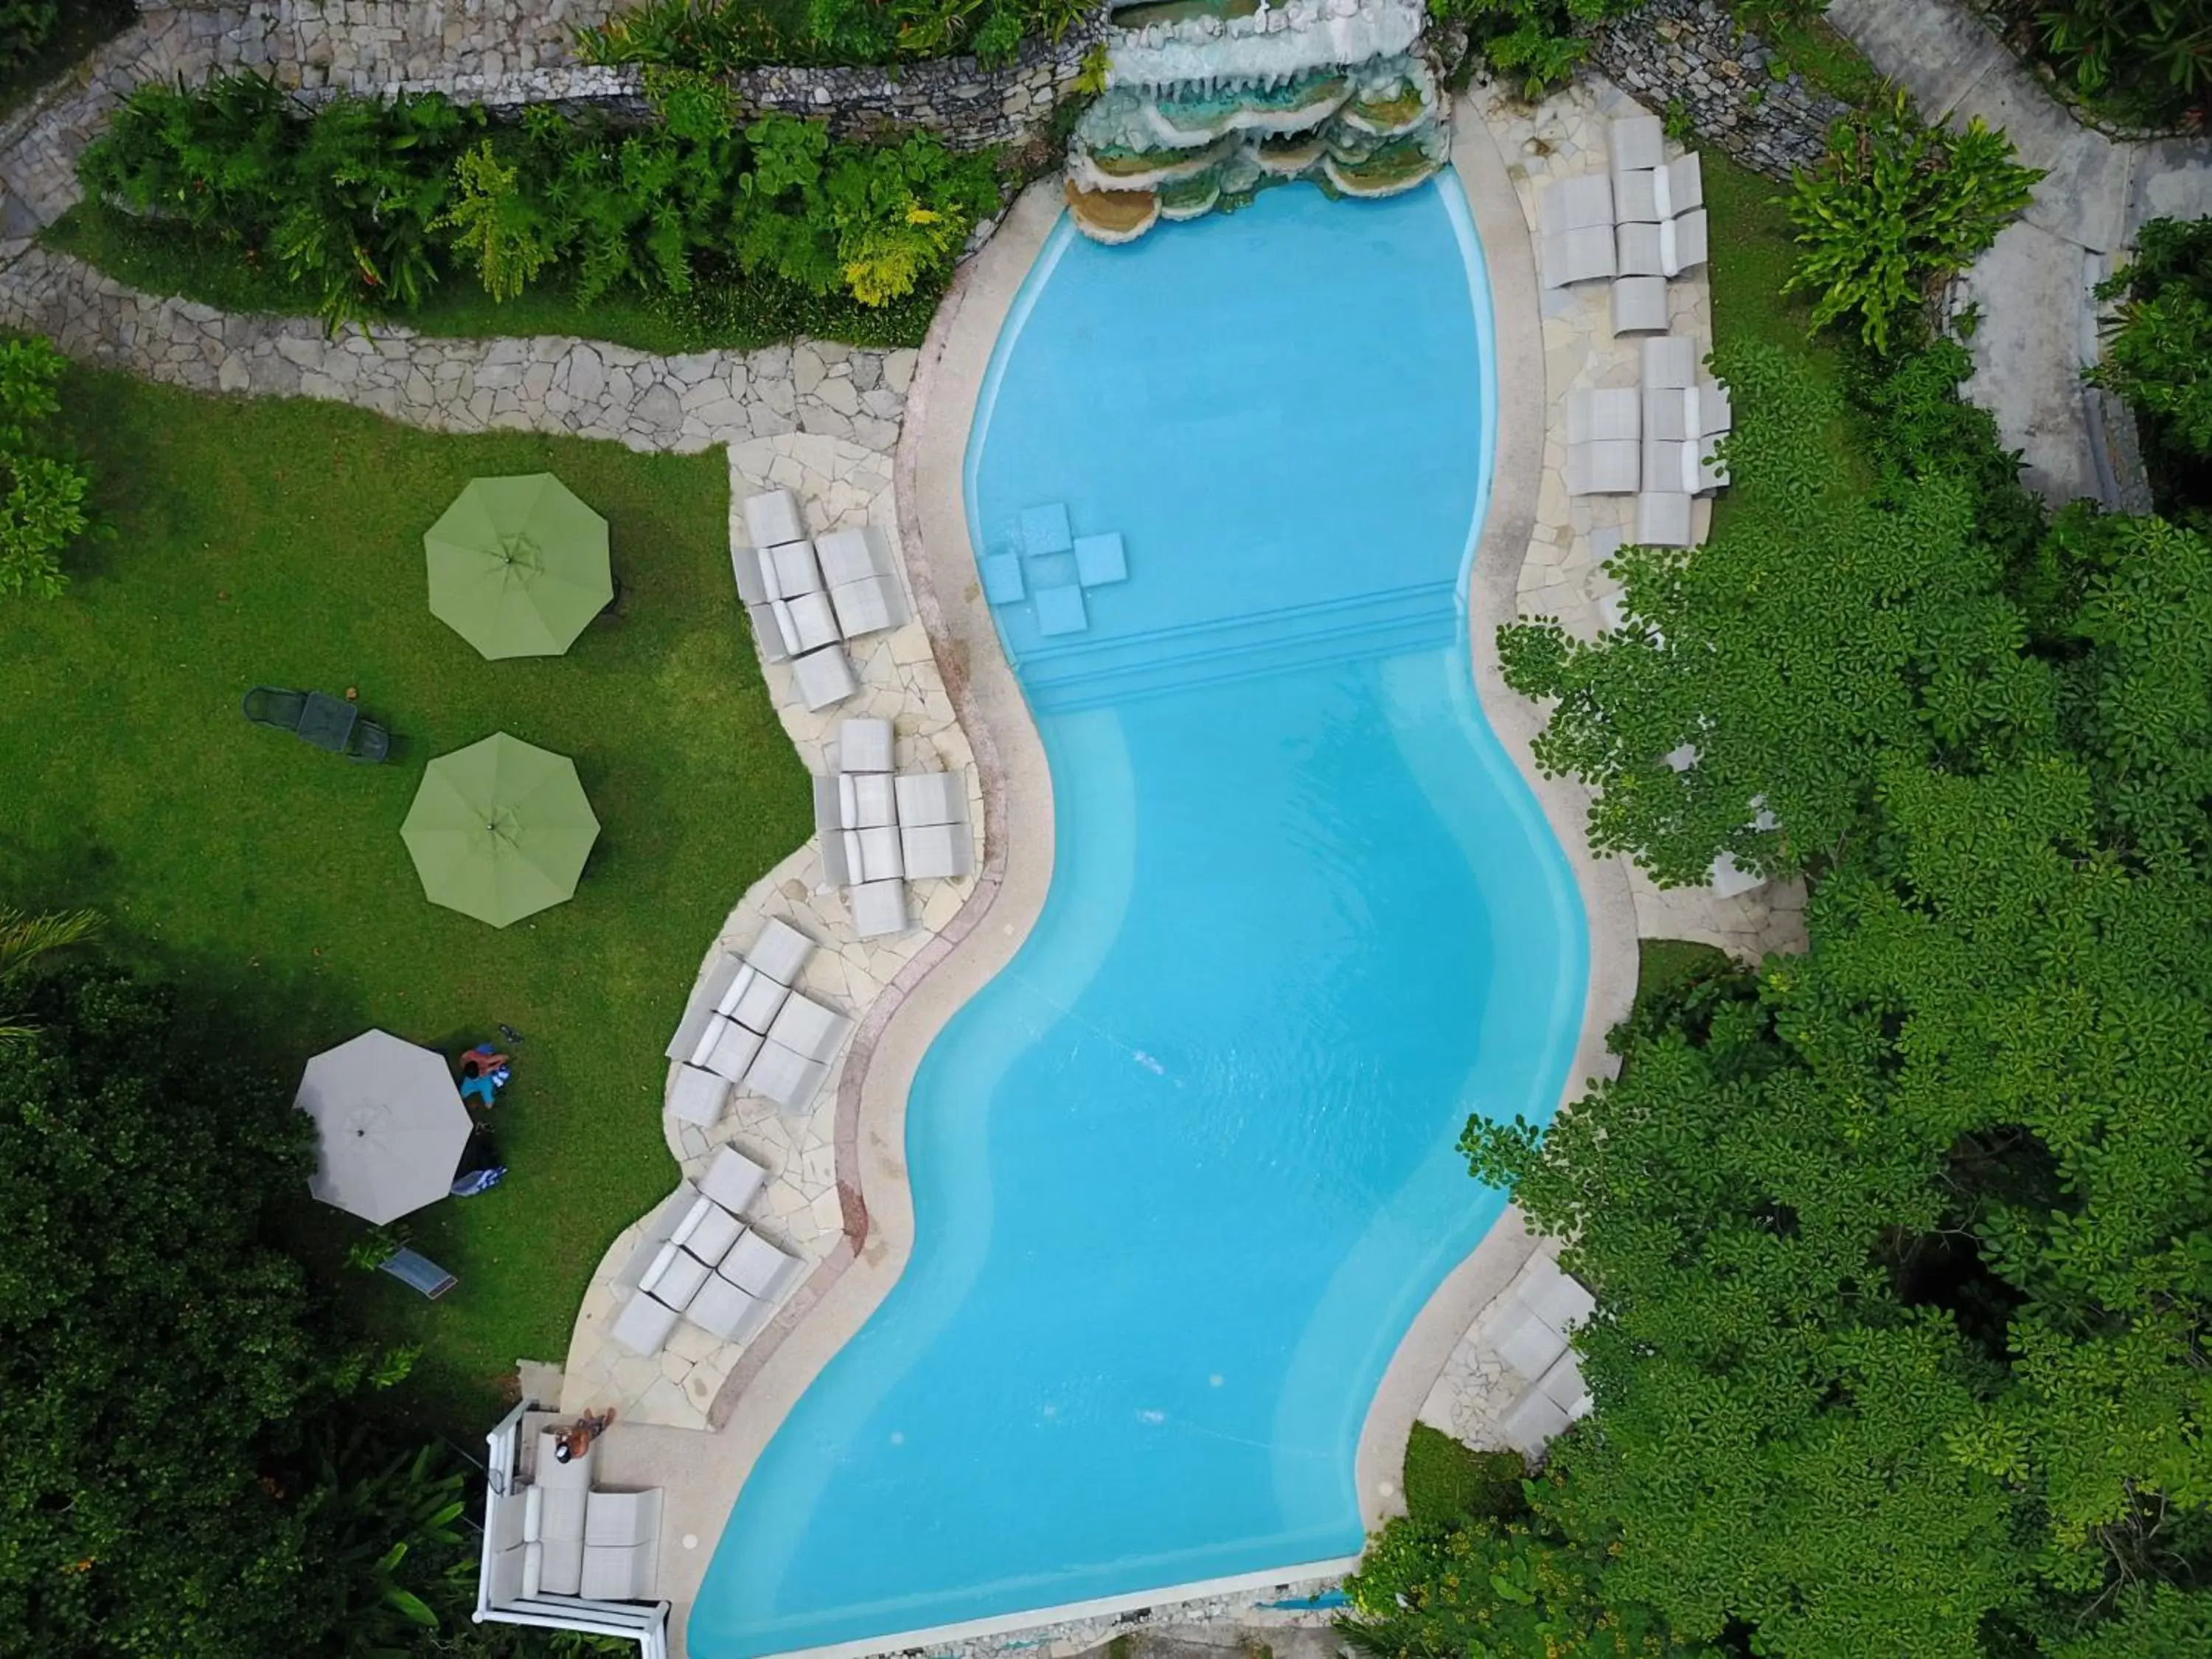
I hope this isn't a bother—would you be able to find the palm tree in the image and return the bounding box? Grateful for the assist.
[0,905,100,1045]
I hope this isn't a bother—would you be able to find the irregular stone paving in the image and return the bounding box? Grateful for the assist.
[1828,0,2212,509]
[560,431,984,1433]
[0,246,911,452]
[1471,73,1809,964]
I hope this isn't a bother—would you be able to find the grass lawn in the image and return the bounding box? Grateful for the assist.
[0,363,810,1432]
[44,206,939,357]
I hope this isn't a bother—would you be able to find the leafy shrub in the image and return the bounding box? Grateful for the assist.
[76,72,999,330]
[1402,1424,1528,1528]
[1427,0,1646,97]
[2088,215,2212,510]
[0,335,94,601]
[578,0,1095,72]
[2003,0,2212,127]
[1781,93,2042,355]
[0,0,55,69]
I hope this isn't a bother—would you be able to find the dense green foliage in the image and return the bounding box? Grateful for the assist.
[1427,0,1646,96]
[1402,1423,1529,1528]
[1782,93,2042,355]
[1472,321,2212,1654]
[2090,214,2212,514]
[0,360,802,1427]
[74,70,998,333]
[2000,0,2212,127]
[0,334,96,600]
[580,0,1093,71]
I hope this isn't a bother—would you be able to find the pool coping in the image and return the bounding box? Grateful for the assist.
[665,97,1639,1657]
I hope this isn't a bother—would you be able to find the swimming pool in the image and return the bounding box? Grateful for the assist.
[691,178,1587,1659]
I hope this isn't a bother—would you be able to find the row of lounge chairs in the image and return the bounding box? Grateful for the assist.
[606,1144,804,1357]
[1540,114,1708,333]
[1565,335,1732,546]
[732,488,911,711]
[664,918,854,1119]
[813,717,975,939]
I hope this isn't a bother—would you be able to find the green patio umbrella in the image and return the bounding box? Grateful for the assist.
[400,733,600,928]
[424,473,611,659]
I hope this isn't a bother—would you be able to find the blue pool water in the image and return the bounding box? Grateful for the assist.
[692,179,1587,1658]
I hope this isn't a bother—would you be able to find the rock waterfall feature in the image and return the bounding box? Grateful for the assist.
[1065,0,1447,243]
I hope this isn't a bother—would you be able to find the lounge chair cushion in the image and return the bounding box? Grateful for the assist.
[586,1488,663,1549]
[839,827,866,885]
[1609,113,1665,173]
[645,1246,710,1309]
[815,524,890,586]
[579,1540,655,1601]
[771,541,823,597]
[669,1064,729,1127]
[894,771,966,828]
[857,824,905,883]
[1669,206,1709,274]
[714,964,758,1018]
[681,1199,744,1267]
[521,1540,545,1599]
[1498,1389,1574,1457]
[1538,171,1613,234]
[1566,386,1641,445]
[698,1144,770,1214]
[608,1290,681,1356]
[837,717,895,773]
[1635,491,1697,547]
[700,1018,764,1085]
[788,645,857,711]
[742,489,806,549]
[666,953,744,1062]
[729,543,768,606]
[782,591,840,654]
[765,990,853,1063]
[721,1229,804,1301]
[1564,439,1641,496]
[850,772,897,828]
[1540,225,1615,288]
[539,1534,585,1597]
[748,917,814,986]
[686,1272,762,1340]
[729,971,790,1034]
[744,1040,830,1113]
[830,575,905,639]
[1610,274,1669,336]
[849,878,909,939]
[1642,333,1700,389]
[902,820,975,882]
[535,1430,594,1490]
[752,547,782,601]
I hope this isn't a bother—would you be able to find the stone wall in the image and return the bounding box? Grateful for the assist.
[1587,0,1850,181]
[139,0,1105,152]
[723,15,1109,153]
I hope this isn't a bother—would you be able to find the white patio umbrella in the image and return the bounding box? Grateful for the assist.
[296,1029,471,1225]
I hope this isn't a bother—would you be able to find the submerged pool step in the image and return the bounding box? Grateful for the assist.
[1015,581,1460,714]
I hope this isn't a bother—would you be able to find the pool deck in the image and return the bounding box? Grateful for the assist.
[555,83,1808,1659]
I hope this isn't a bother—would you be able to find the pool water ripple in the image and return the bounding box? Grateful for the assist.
[692,178,1587,1659]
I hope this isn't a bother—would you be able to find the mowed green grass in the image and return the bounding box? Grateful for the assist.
[0,364,810,1429]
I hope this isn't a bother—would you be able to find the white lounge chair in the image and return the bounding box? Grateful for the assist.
[673,1194,743,1267]
[1643,334,1701,390]
[849,878,908,939]
[1540,225,1615,289]
[608,1289,682,1357]
[1644,382,1732,441]
[1565,439,1641,496]
[1610,274,1669,336]
[1644,434,1728,495]
[1618,209,1708,278]
[788,644,857,711]
[901,820,975,880]
[693,1016,762,1085]
[742,1038,829,1114]
[684,1271,763,1341]
[1608,113,1665,174]
[1539,170,1613,235]
[1613,153,1702,223]
[815,525,888,585]
[698,1144,770,1214]
[893,771,966,827]
[669,1062,729,1127]
[764,540,823,598]
[836,717,895,773]
[1635,490,1698,547]
[637,1239,710,1309]
[742,488,806,549]
[1567,386,1641,445]
[748,917,814,985]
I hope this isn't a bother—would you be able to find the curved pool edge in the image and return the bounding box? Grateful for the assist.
[1347,98,1641,1530]
[675,104,1639,1652]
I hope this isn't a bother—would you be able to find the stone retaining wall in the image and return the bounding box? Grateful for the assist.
[1588,0,1850,181]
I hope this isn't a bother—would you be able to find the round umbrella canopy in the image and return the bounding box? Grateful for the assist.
[401,732,600,928]
[425,473,611,659]
[296,1029,470,1225]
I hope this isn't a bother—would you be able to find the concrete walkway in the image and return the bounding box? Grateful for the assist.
[1826,0,2212,508]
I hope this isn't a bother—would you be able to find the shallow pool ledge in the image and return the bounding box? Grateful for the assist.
[1347,97,1641,1535]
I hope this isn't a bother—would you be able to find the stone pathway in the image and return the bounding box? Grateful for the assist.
[1827,0,2212,510]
